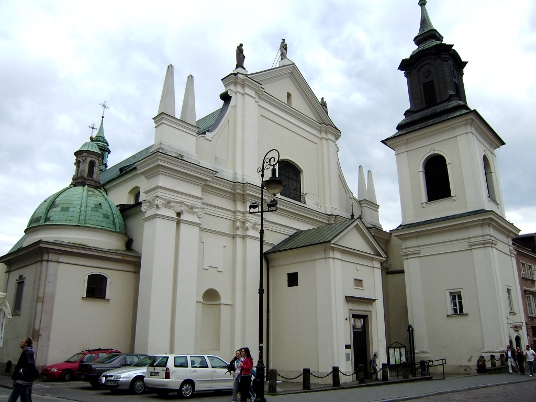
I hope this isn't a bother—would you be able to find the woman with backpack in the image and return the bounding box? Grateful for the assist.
[230,350,242,402]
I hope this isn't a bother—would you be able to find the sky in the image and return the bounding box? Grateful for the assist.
[1,0,535,256]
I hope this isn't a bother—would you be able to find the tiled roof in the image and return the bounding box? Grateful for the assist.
[197,108,221,135]
[100,146,153,185]
[266,219,355,254]
[393,209,489,230]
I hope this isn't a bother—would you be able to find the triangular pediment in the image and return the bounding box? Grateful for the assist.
[266,219,386,259]
[249,64,336,128]
[333,220,386,258]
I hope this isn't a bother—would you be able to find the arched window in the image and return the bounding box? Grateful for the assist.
[279,161,302,202]
[483,155,497,201]
[87,161,96,178]
[134,191,140,204]
[424,155,451,202]
[86,273,108,299]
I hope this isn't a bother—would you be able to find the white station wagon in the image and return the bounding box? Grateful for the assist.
[145,354,233,398]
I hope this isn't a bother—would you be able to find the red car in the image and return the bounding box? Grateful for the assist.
[41,348,121,381]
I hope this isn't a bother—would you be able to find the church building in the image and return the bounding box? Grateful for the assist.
[0,1,525,378]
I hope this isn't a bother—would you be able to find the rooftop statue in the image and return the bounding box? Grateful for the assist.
[280,39,287,60]
[236,43,245,69]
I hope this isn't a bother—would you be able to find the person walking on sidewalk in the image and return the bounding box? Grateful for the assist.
[525,345,536,376]
[8,337,38,402]
[506,345,518,374]
[516,347,525,375]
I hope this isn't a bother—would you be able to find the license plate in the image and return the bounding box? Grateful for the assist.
[150,371,160,376]
[106,380,118,385]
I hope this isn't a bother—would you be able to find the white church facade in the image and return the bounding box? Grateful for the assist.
[0,1,525,378]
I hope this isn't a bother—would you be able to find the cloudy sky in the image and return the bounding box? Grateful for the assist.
[1,0,535,256]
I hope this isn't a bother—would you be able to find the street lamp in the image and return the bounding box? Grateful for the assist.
[249,149,283,402]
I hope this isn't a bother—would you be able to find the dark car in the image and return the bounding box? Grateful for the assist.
[77,353,149,388]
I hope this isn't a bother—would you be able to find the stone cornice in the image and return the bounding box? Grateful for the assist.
[136,151,217,186]
[153,113,198,137]
[142,196,204,218]
[0,239,141,265]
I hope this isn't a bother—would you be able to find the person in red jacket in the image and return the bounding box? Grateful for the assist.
[239,347,253,402]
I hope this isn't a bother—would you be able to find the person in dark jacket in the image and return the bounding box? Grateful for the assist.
[516,347,526,375]
[8,337,37,402]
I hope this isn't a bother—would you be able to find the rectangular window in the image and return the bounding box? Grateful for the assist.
[521,262,527,278]
[526,294,535,317]
[507,288,515,313]
[450,292,464,315]
[287,272,298,287]
[528,265,534,280]
[354,278,364,288]
[86,274,107,299]
[13,277,25,315]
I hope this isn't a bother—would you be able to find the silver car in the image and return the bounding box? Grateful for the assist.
[99,355,154,394]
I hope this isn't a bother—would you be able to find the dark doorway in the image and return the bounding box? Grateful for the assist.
[352,315,368,377]
[515,335,522,349]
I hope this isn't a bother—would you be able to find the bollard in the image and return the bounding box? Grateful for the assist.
[402,361,409,379]
[490,354,496,367]
[499,353,505,367]
[419,360,427,376]
[303,368,311,390]
[268,368,277,394]
[381,363,389,381]
[332,366,340,387]
[357,364,366,384]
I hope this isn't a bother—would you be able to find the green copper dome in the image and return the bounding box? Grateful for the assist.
[27,185,126,234]
[78,141,101,153]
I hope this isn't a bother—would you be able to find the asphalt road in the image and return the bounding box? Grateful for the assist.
[1,376,535,402]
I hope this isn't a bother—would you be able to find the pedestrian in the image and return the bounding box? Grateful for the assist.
[370,352,379,380]
[516,347,525,375]
[506,345,518,374]
[8,337,38,402]
[524,345,536,376]
[238,347,253,402]
[230,349,242,402]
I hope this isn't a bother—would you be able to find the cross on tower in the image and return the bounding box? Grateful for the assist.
[88,123,97,139]
[99,101,109,119]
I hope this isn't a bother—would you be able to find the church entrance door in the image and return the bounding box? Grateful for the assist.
[352,315,369,377]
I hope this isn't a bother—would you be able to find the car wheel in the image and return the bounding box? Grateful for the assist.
[60,370,73,381]
[130,377,145,395]
[178,381,194,399]
[156,390,170,397]
[90,380,100,388]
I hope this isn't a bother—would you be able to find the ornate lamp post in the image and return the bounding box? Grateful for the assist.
[249,149,283,402]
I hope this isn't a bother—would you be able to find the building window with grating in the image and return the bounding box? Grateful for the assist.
[13,275,25,315]
[424,155,451,202]
[423,80,437,107]
[279,161,302,202]
[85,273,108,299]
[449,291,464,315]
[507,287,515,314]
[287,272,298,287]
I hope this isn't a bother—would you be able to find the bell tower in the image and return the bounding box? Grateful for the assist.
[383,0,521,373]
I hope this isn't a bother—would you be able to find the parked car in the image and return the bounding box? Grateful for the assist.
[145,354,233,398]
[40,348,121,381]
[99,355,154,394]
[77,353,149,388]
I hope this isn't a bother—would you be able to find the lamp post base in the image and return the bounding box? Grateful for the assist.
[253,360,266,402]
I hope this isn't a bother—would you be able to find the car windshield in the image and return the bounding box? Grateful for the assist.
[94,353,121,364]
[133,356,155,367]
[65,353,84,363]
